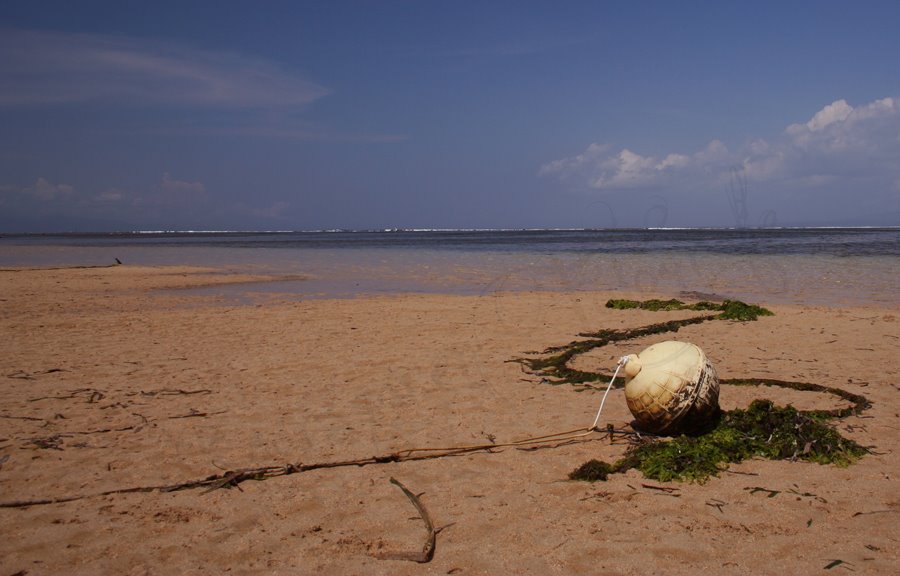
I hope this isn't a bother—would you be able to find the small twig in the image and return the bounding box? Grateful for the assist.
[28,388,105,402]
[724,469,759,476]
[516,439,580,451]
[852,509,900,517]
[548,537,570,551]
[167,409,227,419]
[641,483,680,494]
[824,559,854,571]
[0,414,45,422]
[136,388,212,397]
[68,423,145,436]
[745,486,780,498]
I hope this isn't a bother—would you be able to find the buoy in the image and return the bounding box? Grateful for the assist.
[623,341,720,435]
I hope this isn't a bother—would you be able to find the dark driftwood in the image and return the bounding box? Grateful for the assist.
[375,478,436,563]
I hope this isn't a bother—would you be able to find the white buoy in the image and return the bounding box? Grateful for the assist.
[623,341,720,435]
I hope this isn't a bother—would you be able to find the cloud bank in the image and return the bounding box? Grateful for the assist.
[0,28,330,109]
[541,97,900,224]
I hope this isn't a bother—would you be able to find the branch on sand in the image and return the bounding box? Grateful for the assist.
[374,478,436,563]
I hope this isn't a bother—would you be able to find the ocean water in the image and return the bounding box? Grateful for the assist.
[1,228,898,306]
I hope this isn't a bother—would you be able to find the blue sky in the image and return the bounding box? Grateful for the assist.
[1,0,899,231]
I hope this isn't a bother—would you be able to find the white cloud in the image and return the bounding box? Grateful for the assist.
[785,97,898,153]
[24,177,75,201]
[538,142,612,178]
[594,149,657,188]
[93,189,125,203]
[657,153,690,170]
[161,172,206,196]
[0,28,330,109]
[792,97,896,134]
[542,97,900,200]
[541,139,734,191]
[799,99,853,132]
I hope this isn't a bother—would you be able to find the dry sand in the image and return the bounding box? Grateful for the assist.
[1,265,898,575]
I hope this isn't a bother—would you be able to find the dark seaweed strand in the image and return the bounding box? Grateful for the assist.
[516,300,869,416]
[604,299,774,321]
[515,299,773,386]
[721,378,871,418]
[511,314,717,385]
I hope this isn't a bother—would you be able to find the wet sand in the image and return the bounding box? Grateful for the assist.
[1,265,898,574]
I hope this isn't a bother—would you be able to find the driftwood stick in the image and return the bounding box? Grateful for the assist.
[375,477,436,563]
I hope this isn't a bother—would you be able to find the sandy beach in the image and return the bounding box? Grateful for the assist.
[1,264,898,575]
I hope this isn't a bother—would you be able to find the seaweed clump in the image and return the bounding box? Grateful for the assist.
[605,298,694,312]
[605,298,773,321]
[570,399,868,484]
[716,300,774,321]
[569,459,615,482]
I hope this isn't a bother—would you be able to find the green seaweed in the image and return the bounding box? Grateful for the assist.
[605,298,689,311]
[715,300,774,321]
[604,298,773,321]
[570,400,869,484]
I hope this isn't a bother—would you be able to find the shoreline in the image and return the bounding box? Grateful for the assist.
[3,257,896,309]
[1,265,897,574]
[2,227,898,308]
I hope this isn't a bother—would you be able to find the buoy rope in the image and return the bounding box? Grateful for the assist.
[399,357,632,457]
[0,358,641,509]
[589,356,629,431]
